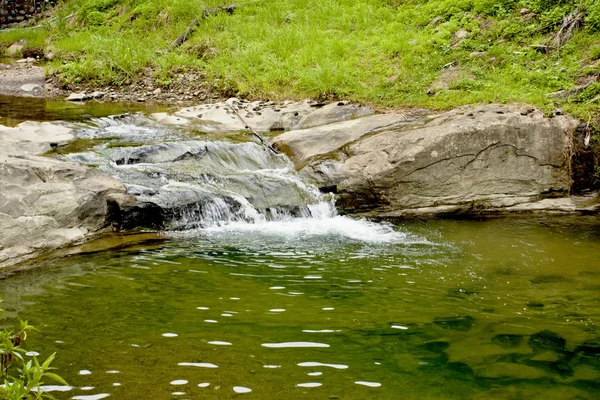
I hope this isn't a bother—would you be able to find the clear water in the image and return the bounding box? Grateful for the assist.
[1,216,599,399]
[1,104,599,399]
[0,95,167,127]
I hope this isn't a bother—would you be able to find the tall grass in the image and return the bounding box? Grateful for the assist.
[1,0,599,121]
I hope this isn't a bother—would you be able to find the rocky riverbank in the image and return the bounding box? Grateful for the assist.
[0,59,220,105]
[0,98,598,271]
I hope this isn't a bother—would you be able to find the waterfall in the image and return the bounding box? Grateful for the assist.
[66,116,337,230]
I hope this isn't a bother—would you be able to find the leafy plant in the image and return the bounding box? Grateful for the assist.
[0,301,68,400]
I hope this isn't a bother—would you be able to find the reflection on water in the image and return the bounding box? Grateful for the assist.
[0,95,167,126]
[0,216,599,399]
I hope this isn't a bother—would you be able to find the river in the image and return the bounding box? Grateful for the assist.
[0,97,599,399]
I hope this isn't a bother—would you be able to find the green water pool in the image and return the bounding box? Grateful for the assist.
[1,216,599,399]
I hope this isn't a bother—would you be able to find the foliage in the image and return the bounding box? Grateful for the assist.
[0,0,599,126]
[0,302,68,400]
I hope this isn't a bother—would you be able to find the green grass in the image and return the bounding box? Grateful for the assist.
[1,0,600,123]
[0,28,49,56]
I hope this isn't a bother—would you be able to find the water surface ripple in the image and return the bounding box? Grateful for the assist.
[1,215,599,399]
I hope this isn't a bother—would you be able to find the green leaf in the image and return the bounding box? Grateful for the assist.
[43,372,69,386]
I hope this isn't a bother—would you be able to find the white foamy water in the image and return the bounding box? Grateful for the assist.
[262,342,330,348]
[178,362,218,368]
[298,362,348,369]
[68,119,432,247]
[297,382,322,388]
[181,215,412,244]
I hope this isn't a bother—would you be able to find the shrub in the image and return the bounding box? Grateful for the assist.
[0,301,68,400]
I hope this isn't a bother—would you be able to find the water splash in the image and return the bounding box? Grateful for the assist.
[65,117,415,244]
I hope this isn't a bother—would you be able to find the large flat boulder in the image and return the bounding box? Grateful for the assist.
[0,122,128,269]
[150,98,374,133]
[273,104,585,215]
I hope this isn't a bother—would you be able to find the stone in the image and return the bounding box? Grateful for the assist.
[6,40,25,56]
[151,99,375,135]
[277,104,578,216]
[492,334,524,349]
[66,92,90,102]
[153,88,162,95]
[294,102,374,130]
[452,29,470,47]
[428,16,443,26]
[528,330,567,353]
[19,83,42,95]
[271,113,408,168]
[576,339,600,355]
[433,315,475,331]
[0,122,127,269]
[91,91,105,99]
[469,51,487,58]
[427,66,474,94]
[418,341,450,353]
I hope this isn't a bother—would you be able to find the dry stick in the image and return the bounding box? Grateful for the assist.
[166,4,241,52]
[549,8,584,48]
[227,106,278,154]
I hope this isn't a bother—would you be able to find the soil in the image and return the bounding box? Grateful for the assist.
[0,61,46,96]
[47,66,227,105]
[0,60,226,106]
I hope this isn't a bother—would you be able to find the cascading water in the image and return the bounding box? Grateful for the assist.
[65,115,404,241]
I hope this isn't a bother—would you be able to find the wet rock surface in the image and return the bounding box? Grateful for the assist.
[0,121,128,268]
[1,99,599,268]
[151,98,374,134]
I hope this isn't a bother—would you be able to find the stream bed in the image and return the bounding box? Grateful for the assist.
[1,98,599,399]
[1,216,599,399]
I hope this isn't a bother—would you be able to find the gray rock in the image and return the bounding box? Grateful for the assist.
[66,92,91,102]
[0,122,127,269]
[19,83,42,95]
[6,40,25,56]
[272,113,410,168]
[274,104,580,216]
[152,99,375,134]
[91,91,105,99]
[469,51,487,58]
[295,101,374,130]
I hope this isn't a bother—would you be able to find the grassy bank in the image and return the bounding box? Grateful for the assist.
[1,0,599,122]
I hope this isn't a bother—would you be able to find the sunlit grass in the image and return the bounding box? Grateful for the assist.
[1,0,599,123]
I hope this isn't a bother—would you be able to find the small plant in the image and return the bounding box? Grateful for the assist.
[0,301,67,400]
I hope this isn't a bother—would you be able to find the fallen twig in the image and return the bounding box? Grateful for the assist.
[227,106,278,154]
[546,75,600,100]
[549,8,584,48]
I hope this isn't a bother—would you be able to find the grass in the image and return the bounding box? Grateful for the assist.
[1,0,600,124]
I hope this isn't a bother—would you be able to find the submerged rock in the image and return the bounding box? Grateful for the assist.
[492,334,524,349]
[576,339,600,355]
[433,315,475,331]
[418,341,450,353]
[528,330,567,353]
